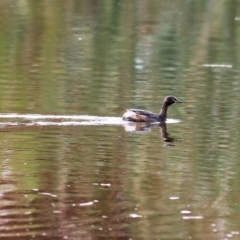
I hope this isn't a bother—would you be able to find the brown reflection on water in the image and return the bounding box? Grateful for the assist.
[0,126,133,239]
[0,118,239,239]
[0,122,183,239]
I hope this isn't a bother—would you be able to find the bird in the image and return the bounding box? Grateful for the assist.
[122,95,182,122]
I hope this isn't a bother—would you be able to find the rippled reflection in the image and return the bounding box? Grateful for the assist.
[123,121,176,144]
[0,0,240,239]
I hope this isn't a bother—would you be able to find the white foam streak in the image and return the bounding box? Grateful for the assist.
[203,64,232,68]
[0,114,102,120]
[0,114,181,127]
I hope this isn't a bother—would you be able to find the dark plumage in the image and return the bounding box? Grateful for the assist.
[122,95,182,122]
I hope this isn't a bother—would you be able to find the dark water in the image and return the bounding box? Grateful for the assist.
[0,0,240,239]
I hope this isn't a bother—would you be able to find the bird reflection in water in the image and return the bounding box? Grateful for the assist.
[124,121,176,146]
[159,121,175,146]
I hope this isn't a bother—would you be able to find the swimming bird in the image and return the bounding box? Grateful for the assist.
[122,95,182,122]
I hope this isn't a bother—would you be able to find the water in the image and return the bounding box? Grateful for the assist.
[0,0,240,239]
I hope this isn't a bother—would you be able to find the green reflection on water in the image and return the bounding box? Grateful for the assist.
[0,0,239,239]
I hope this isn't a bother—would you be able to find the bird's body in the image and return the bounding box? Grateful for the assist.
[122,109,160,122]
[122,95,182,122]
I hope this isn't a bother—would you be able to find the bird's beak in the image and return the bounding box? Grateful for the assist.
[175,98,182,103]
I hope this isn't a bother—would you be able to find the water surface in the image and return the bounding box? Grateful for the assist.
[0,0,240,239]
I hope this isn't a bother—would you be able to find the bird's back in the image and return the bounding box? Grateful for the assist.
[122,109,159,122]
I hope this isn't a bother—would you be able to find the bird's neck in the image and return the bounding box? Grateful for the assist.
[158,102,168,121]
